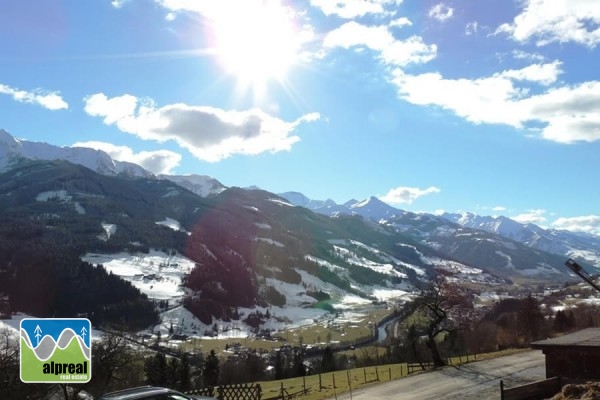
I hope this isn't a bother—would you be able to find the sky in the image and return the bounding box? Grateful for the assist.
[1,0,599,235]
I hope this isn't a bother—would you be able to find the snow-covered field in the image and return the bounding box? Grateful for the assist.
[83,250,194,302]
[78,246,416,340]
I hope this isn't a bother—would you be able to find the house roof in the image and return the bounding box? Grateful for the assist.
[531,328,600,349]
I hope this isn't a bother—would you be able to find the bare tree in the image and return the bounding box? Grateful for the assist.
[413,268,474,367]
[0,327,53,399]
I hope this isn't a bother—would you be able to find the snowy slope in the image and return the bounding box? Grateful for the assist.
[159,174,226,197]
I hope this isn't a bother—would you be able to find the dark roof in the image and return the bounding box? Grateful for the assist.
[531,328,600,349]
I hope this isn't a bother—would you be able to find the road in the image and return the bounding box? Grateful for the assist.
[331,350,546,400]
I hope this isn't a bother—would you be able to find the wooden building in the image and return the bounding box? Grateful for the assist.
[531,328,600,379]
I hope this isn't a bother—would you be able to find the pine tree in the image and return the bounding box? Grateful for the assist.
[145,352,168,386]
[203,349,220,387]
[320,346,336,373]
[178,354,191,392]
[274,350,284,380]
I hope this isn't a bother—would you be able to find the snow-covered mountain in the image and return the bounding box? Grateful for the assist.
[280,191,600,269]
[2,128,598,275]
[443,212,600,268]
[279,192,403,220]
[0,128,225,197]
[0,128,153,178]
[279,191,350,215]
[349,196,405,220]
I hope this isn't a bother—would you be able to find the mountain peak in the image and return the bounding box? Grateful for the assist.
[351,196,390,209]
[0,129,20,145]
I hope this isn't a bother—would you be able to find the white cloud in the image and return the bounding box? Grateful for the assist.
[392,70,528,127]
[111,0,128,8]
[496,60,562,86]
[73,141,182,175]
[492,206,507,212]
[511,50,545,62]
[0,83,68,110]
[310,0,401,19]
[391,61,600,144]
[84,93,139,124]
[552,215,600,236]
[379,186,441,204]
[390,17,412,29]
[428,3,454,22]
[83,93,320,162]
[496,0,600,47]
[323,21,437,67]
[512,209,547,225]
[465,21,478,36]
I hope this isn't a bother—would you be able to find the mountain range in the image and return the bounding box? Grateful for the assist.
[0,128,598,330]
[278,193,600,270]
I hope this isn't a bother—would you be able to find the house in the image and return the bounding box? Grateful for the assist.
[531,328,600,380]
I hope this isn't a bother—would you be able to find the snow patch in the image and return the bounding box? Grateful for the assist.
[101,223,117,240]
[255,237,285,247]
[254,222,271,230]
[156,217,185,232]
[268,198,293,206]
[36,190,72,202]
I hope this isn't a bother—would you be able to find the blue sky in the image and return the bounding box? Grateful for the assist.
[1,0,600,235]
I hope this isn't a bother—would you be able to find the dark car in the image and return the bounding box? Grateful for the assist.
[98,386,216,400]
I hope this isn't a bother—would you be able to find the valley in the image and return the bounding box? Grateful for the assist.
[1,130,600,399]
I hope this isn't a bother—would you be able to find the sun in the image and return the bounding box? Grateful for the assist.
[210,0,301,93]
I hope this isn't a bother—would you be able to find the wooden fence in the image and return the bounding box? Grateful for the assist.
[500,376,561,400]
[186,353,486,400]
[407,362,434,374]
[187,383,262,400]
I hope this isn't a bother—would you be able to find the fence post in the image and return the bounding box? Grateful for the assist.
[400,364,403,377]
[333,372,337,389]
[500,380,504,400]
[364,368,367,383]
[319,374,322,391]
[376,367,379,381]
[280,382,285,400]
[257,383,262,400]
[388,367,391,381]
[347,369,353,400]
[303,375,306,393]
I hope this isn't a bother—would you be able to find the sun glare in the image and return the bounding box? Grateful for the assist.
[211,0,301,93]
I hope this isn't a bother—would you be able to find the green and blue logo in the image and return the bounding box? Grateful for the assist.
[20,318,92,383]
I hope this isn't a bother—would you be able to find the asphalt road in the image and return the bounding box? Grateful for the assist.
[330,350,546,400]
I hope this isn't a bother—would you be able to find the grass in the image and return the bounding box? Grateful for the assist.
[177,308,393,355]
[253,348,530,400]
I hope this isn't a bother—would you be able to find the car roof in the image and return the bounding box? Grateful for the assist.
[98,386,188,399]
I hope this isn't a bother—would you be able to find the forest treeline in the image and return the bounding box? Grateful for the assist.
[0,216,159,330]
